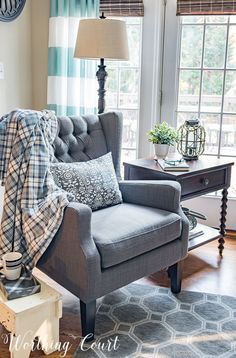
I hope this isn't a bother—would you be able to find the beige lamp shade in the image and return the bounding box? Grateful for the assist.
[74,18,129,61]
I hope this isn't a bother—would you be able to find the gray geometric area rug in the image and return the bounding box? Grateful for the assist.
[75,283,236,358]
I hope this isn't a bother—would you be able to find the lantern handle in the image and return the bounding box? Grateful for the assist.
[186,119,199,126]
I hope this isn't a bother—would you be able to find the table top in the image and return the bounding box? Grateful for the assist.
[0,278,61,314]
[124,156,235,178]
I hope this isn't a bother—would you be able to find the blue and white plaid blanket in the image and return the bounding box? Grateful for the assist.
[0,109,73,269]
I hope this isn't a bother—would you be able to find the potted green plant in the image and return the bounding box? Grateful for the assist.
[148,121,178,159]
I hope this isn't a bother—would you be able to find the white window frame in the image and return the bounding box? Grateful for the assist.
[159,0,180,127]
[138,0,165,158]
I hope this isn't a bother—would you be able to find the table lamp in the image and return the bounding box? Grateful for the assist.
[74,14,129,114]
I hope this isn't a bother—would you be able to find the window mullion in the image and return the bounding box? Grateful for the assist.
[175,18,183,122]
[218,17,230,158]
[180,67,236,71]
[117,67,120,109]
[198,19,206,118]
[203,153,236,158]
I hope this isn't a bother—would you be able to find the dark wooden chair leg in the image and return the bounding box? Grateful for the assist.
[80,300,96,341]
[168,261,182,294]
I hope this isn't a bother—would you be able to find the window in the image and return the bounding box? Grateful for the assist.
[106,18,142,163]
[176,15,236,197]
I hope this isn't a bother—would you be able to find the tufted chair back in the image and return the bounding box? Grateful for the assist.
[53,112,123,180]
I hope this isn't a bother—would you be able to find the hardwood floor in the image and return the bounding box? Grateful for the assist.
[145,236,236,297]
[0,237,236,357]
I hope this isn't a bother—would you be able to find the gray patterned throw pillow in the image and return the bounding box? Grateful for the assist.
[50,153,122,211]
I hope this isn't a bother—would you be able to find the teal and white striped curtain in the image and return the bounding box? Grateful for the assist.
[47,0,99,116]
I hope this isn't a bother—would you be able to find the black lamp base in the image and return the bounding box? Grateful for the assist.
[96,58,108,114]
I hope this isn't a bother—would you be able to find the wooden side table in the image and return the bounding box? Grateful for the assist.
[0,278,62,358]
[124,156,234,256]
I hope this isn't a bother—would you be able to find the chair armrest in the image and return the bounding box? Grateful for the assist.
[64,202,93,246]
[119,180,181,213]
[37,202,101,301]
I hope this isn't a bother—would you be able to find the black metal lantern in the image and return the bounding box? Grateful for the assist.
[177,119,206,160]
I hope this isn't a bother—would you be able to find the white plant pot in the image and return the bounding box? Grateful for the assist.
[154,144,170,159]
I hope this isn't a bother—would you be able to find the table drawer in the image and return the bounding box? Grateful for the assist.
[180,169,226,197]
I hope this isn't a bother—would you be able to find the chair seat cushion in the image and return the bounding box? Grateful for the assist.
[92,203,182,268]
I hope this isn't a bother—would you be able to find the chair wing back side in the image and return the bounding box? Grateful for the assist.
[53,112,123,180]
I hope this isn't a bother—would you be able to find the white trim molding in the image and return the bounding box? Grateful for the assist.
[138,0,165,158]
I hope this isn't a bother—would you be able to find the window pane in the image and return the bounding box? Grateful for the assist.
[182,16,204,24]
[122,110,138,149]
[106,60,117,68]
[227,26,236,69]
[206,16,228,23]
[177,112,198,127]
[121,149,137,178]
[220,115,236,156]
[204,26,227,68]
[119,69,139,108]
[121,149,136,164]
[178,70,201,111]
[106,68,118,108]
[201,70,224,112]
[224,71,236,113]
[230,15,236,23]
[123,25,141,67]
[200,113,221,154]
[180,25,203,68]
[125,17,141,25]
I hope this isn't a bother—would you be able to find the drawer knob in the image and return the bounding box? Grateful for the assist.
[202,178,210,186]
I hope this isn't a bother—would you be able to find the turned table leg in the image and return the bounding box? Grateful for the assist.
[219,188,228,257]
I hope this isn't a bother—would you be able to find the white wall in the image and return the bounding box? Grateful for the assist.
[31,0,50,110]
[0,1,33,218]
[0,1,32,117]
[185,196,236,231]
[0,0,50,116]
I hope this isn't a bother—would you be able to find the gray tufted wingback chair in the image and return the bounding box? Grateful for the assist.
[37,112,189,340]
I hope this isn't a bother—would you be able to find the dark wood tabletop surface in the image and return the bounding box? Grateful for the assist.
[124,156,235,178]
